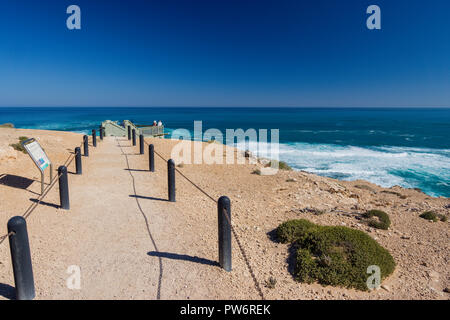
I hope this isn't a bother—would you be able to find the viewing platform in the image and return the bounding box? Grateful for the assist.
[101,120,165,138]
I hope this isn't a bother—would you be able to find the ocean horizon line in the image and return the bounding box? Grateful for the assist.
[1,107,448,197]
[1,106,449,109]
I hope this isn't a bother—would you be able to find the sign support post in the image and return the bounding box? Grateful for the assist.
[21,138,53,195]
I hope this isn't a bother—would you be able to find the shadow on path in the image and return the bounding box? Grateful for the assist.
[0,174,42,195]
[130,195,168,202]
[0,174,34,189]
[117,137,163,300]
[30,198,59,209]
[0,283,16,300]
[148,251,219,267]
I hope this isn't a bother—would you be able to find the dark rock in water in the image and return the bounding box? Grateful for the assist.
[244,150,252,158]
[0,123,14,128]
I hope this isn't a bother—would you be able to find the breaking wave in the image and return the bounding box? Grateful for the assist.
[235,141,450,198]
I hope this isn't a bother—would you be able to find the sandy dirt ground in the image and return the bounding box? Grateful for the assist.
[0,127,449,300]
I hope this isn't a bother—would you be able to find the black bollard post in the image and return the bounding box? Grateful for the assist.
[92,129,97,147]
[83,135,89,157]
[7,216,35,300]
[75,147,82,175]
[139,134,144,155]
[218,196,232,271]
[149,144,155,172]
[99,126,104,140]
[127,125,131,140]
[168,159,175,202]
[132,129,136,146]
[58,166,70,210]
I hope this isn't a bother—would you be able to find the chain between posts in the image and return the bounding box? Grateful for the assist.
[143,140,265,300]
[0,141,83,244]
[0,164,63,244]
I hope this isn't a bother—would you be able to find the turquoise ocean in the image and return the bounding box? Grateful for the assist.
[0,107,449,198]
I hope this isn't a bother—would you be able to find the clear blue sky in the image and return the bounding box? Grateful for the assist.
[0,0,449,107]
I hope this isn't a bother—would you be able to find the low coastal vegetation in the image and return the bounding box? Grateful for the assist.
[264,277,277,289]
[363,209,391,230]
[252,160,292,175]
[266,160,292,171]
[381,190,407,199]
[251,168,262,175]
[276,219,395,291]
[412,187,424,193]
[9,136,29,154]
[300,207,326,215]
[0,123,14,128]
[419,211,447,222]
[354,184,376,193]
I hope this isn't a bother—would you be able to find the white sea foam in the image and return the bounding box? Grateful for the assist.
[233,140,450,196]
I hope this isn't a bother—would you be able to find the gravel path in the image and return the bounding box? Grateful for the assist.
[1,136,247,299]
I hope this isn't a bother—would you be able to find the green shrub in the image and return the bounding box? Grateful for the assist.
[302,207,326,215]
[251,168,262,175]
[9,136,29,154]
[419,211,447,222]
[363,210,391,230]
[264,277,277,289]
[265,160,292,171]
[419,211,438,222]
[354,184,376,192]
[381,190,406,198]
[276,219,396,291]
[276,219,317,243]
